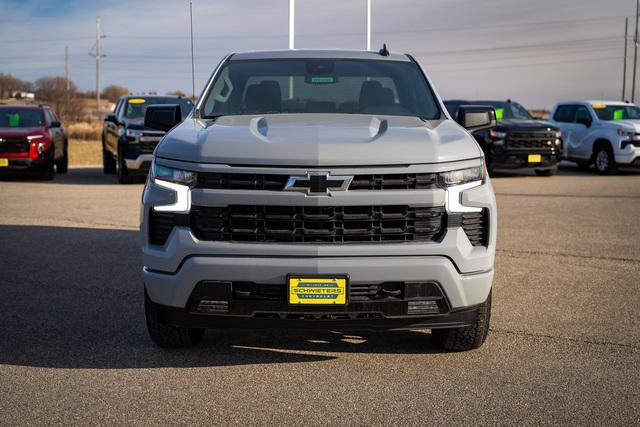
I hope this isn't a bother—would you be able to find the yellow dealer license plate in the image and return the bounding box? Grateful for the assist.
[0,158,8,167]
[528,154,542,163]
[288,277,347,305]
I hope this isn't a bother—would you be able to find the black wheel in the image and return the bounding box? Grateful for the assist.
[37,147,54,181]
[576,160,591,171]
[534,168,556,177]
[593,144,617,175]
[145,291,204,348]
[117,146,133,184]
[56,141,69,173]
[103,139,116,174]
[432,291,491,351]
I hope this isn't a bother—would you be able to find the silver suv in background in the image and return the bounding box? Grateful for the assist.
[140,49,497,351]
[549,100,640,174]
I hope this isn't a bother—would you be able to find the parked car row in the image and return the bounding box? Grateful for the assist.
[2,96,639,182]
[444,99,640,176]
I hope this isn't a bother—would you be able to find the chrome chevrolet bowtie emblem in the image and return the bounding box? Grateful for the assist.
[284,172,353,195]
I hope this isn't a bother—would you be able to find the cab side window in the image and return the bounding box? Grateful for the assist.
[553,105,577,122]
[574,106,592,123]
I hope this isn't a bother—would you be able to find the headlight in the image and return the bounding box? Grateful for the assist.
[489,129,507,139]
[439,160,485,187]
[616,129,636,138]
[152,162,197,187]
[126,128,144,139]
[555,130,562,138]
[27,134,45,141]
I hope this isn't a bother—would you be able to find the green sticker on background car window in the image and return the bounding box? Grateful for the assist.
[614,109,624,120]
[495,108,504,120]
[8,114,19,127]
[310,76,335,84]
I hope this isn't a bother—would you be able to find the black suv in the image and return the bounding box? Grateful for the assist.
[444,99,562,176]
[102,96,193,183]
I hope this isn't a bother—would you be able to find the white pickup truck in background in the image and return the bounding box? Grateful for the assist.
[548,100,640,174]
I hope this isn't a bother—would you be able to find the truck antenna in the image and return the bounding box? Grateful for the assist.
[189,1,196,102]
[379,43,389,56]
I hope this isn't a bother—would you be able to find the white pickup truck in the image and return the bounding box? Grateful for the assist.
[548,100,640,174]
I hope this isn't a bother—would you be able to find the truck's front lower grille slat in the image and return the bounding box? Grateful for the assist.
[190,205,445,243]
[448,210,489,247]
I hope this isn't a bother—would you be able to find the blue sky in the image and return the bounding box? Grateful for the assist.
[0,0,636,108]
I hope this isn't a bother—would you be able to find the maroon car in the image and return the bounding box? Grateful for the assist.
[0,104,68,180]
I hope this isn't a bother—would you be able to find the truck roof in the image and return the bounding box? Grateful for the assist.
[556,100,633,107]
[229,49,411,62]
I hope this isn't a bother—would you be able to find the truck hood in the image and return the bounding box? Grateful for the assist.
[0,127,45,138]
[156,114,481,166]
[604,120,640,132]
[496,119,558,130]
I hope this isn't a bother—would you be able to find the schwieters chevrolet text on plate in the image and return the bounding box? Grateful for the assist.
[140,47,498,351]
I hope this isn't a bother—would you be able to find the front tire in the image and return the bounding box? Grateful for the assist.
[145,291,204,348]
[594,144,617,175]
[37,148,54,181]
[432,291,491,351]
[117,146,133,184]
[56,141,69,173]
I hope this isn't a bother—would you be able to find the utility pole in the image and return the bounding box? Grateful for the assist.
[633,1,639,103]
[65,46,69,118]
[189,2,196,102]
[289,0,295,49]
[96,16,101,117]
[366,0,371,51]
[623,18,628,101]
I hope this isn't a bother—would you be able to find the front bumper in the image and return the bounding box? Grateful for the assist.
[124,154,154,172]
[0,156,46,171]
[487,148,560,170]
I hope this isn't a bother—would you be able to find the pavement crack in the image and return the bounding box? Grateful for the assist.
[497,248,640,264]
[490,328,640,350]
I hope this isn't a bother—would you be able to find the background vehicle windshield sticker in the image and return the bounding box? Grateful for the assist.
[310,76,336,84]
[495,108,504,120]
[614,109,624,120]
[128,98,146,104]
[8,114,19,127]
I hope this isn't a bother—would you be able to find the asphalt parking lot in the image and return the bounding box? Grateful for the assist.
[0,166,639,425]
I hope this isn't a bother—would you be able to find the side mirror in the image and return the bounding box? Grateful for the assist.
[576,116,591,127]
[104,113,117,124]
[49,121,61,128]
[144,104,182,132]
[456,105,497,133]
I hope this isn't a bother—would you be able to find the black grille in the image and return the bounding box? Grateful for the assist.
[148,210,189,246]
[198,173,289,191]
[507,131,556,149]
[190,205,445,243]
[349,173,438,190]
[0,138,29,154]
[195,172,439,191]
[448,210,489,246]
[139,137,161,153]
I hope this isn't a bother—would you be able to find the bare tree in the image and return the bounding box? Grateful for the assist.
[34,76,83,121]
[167,90,187,97]
[0,73,29,98]
[102,85,129,102]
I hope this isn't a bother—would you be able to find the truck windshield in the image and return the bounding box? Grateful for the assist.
[200,59,441,119]
[475,101,533,120]
[124,97,193,120]
[0,108,44,128]
[592,104,640,120]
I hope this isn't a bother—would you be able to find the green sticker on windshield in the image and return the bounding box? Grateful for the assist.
[614,109,624,120]
[8,114,19,127]
[495,108,504,120]
[310,76,335,84]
